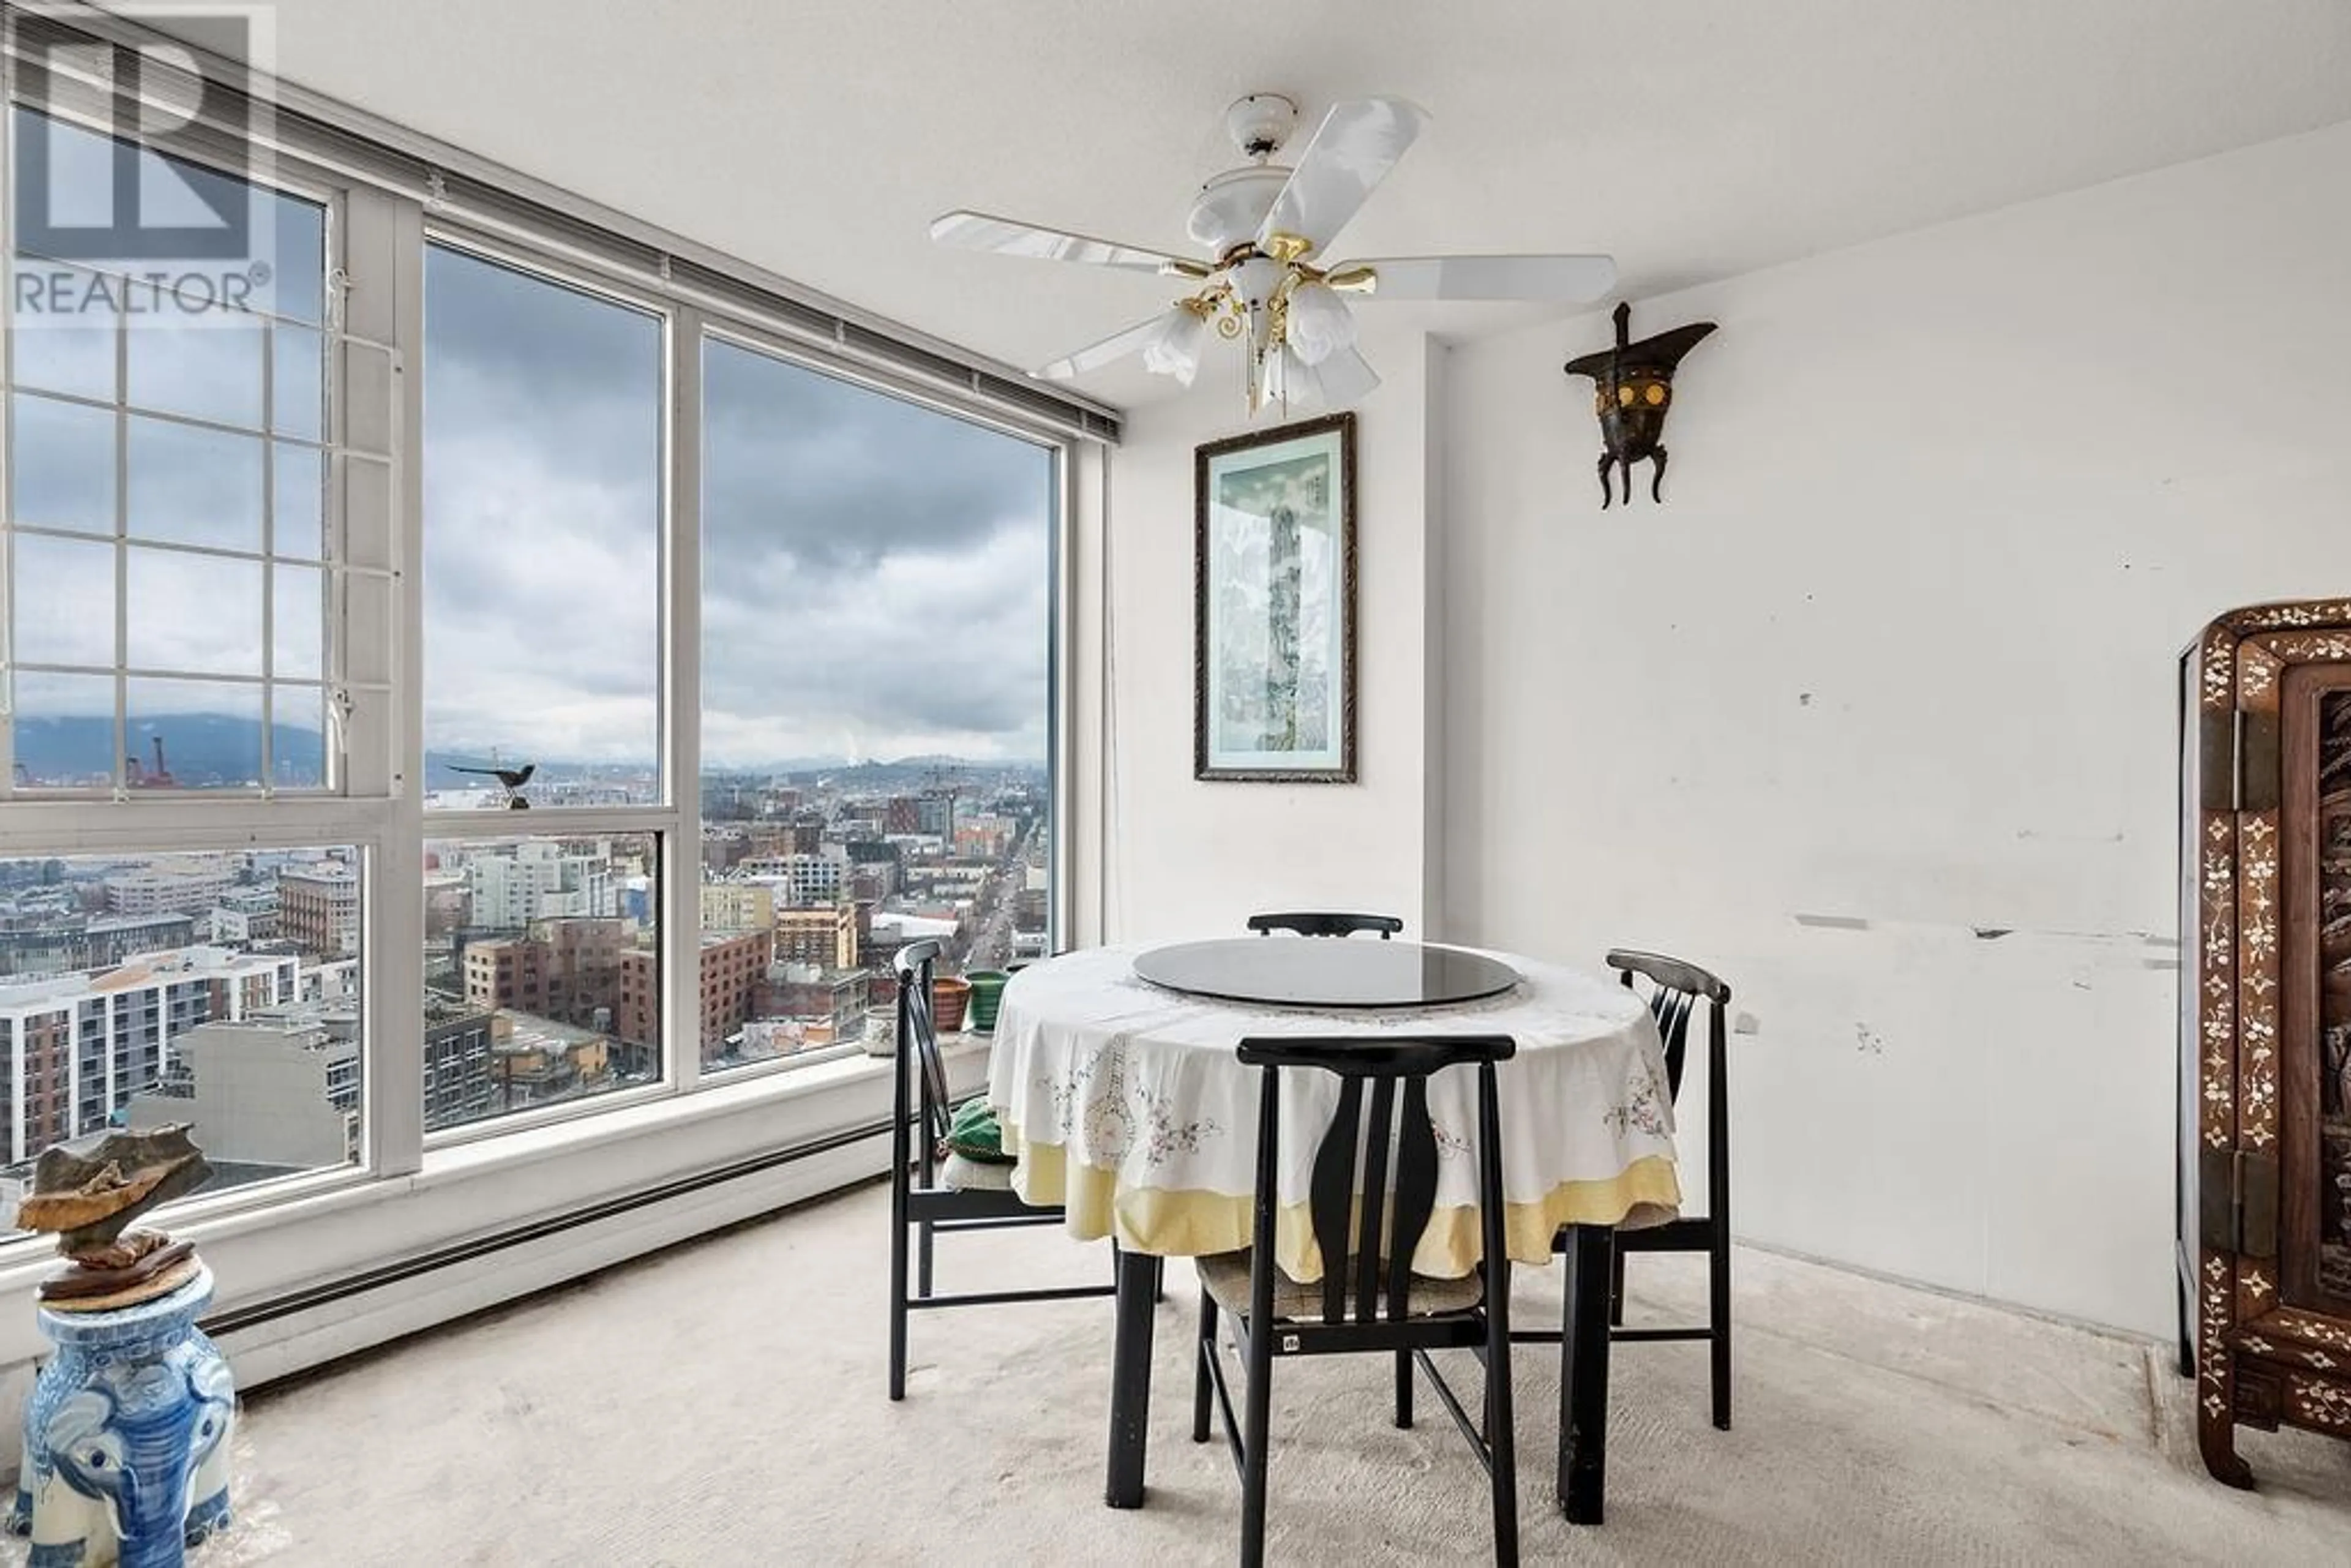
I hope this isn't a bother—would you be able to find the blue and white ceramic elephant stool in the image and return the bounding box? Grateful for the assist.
[4,1266,234,1568]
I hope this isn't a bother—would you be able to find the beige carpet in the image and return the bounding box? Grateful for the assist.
[69,1180,2351,1566]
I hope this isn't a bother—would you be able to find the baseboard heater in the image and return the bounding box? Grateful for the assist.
[202,1115,894,1339]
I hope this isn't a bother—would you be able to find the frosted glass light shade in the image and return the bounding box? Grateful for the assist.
[1141,305,1209,386]
[1261,343,1319,411]
[1283,282,1355,366]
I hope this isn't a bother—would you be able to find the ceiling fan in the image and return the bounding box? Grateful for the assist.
[931,92,1616,417]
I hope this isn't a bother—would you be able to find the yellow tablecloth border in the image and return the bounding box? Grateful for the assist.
[1001,1123,1681,1282]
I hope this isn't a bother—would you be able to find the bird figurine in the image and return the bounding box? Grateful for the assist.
[1564,301,1717,508]
[448,762,535,809]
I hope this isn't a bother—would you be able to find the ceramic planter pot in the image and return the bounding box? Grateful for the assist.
[964,970,1010,1035]
[931,975,972,1033]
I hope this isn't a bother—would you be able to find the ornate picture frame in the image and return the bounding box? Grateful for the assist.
[1194,412,1357,782]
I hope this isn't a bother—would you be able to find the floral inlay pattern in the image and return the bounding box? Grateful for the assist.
[2227,601,2351,632]
[2237,809,2280,1151]
[2260,631,2351,662]
[2290,1375,2351,1431]
[2202,821,2238,1149]
[2270,1308,2351,1354]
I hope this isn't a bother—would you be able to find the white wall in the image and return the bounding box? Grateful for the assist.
[1440,121,2351,1337]
[1092,327,1447,943]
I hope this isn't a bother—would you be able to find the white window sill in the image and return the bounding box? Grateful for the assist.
[0,1032,997,1381]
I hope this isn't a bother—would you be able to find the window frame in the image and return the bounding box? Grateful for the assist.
[1,96,406,812]
[0,13,1085,1258]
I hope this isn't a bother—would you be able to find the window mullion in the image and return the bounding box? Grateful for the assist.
[359,184,426,1177]
[666,309,704,1093]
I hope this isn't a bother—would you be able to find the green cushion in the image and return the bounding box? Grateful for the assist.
[947,1098,1016,1165]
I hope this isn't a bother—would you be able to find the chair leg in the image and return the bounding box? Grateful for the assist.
[887,1209,910,1402]
[1709,1221,1732,1431]
[1488,1321,1520,1565]
[1240,1308,1275,1568]
[1154,1254,1167,1305]
[917,1217,936,1299]
[1194,1290,1218,1443]
[1395,1348,1414,1430]
[1559,1225,1613,1525]
[1607,1244,1625,1327]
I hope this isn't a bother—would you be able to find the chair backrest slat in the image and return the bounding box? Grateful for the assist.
[1387,1077,1439,1321]
[1654,989,1695,1096]
[894,940,950,1146]
[1311,1076,1364,1326]
[1246,911,1404,940]
[1237,1034,1516,1326]
[1607,948,1731,1108]
[1355,1076,1397,1322]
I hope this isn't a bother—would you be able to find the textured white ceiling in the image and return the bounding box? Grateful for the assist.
[137,0,2351,407]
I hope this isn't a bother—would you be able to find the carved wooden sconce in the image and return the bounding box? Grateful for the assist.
[1564,301,1717,508]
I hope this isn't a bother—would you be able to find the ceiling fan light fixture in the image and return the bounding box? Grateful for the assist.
[1259,342,1311,413]
[1141,302,1210,385]
[1283,281,1355,366]
[934,92,1608,419]
[1229,255,1284,311]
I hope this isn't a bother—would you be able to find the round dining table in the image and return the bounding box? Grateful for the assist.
[987,938,1683,1521]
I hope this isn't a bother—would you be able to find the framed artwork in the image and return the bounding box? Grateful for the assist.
[1194,411,1357,782]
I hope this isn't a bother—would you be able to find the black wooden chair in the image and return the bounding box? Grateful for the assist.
[1520,950,1735,1438]
[886,939,1123,1400]
[1192,1034,1521,1567]
[1245,911,1404,939]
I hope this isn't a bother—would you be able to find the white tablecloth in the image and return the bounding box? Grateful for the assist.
[987,943,1681,1280]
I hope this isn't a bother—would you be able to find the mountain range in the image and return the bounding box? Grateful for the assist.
[15,714,327,787]
[13,714,1041,789]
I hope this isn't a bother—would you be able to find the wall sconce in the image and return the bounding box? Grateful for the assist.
[1564,301,1717,508]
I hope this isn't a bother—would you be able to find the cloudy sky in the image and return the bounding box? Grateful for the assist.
[9,107,1054,784]
[422,246,1054,772]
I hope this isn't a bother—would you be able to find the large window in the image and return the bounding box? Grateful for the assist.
[419,243,667,1129]
[0,24,1076,1246]
[0,100,377,1208]
[6,110,334,793]
[699,339,1057,1069]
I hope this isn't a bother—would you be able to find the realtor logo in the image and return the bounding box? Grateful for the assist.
[9,4,276,321]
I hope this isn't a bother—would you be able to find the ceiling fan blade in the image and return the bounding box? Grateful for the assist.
[1312,344,1382,405]
[930,210,1197,274]
[1337,254,1618,302]
[1256,97,1430,257]
[1035,314,1177,381]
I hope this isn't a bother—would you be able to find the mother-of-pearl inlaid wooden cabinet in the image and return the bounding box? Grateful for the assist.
[2181,598,2351,1486]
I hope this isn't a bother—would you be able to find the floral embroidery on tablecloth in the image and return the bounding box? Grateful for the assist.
[1604,1056,1671,1138]
[1141,1096,1221,1162]
[1428,1119,1472,1161]
[1040,1038,1221,1167]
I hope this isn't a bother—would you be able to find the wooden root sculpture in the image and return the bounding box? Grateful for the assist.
[1564,301,1717,508]
[14,1125,213,1307]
